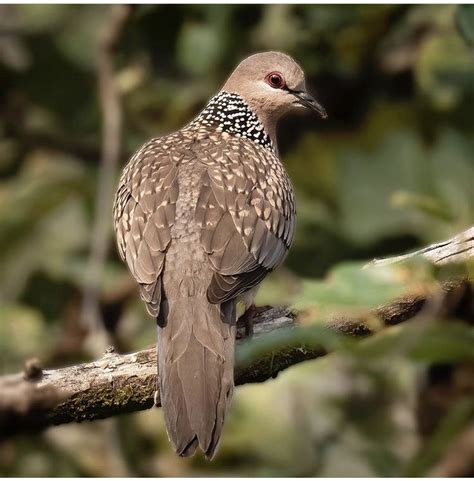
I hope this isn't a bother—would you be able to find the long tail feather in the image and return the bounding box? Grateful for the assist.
[157,296,235,459]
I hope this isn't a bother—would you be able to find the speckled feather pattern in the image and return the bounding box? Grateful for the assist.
[186,91,275,152]
[113,91,296,458]
[114,92,295,312]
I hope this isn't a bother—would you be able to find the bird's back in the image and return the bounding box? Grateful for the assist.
[113,90,296,458]
[114,106,295,314]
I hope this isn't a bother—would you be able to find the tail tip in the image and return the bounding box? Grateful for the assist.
[175,434,220,460]
[177,436,199,457]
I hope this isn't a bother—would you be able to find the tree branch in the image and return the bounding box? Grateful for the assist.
[1,279,472,440]
[366,226,474,267]
[81,4,132,354]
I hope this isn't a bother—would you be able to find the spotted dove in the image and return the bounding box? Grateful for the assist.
[113,51,326,459]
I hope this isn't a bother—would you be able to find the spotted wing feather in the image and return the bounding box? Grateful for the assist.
[196,136,295,304]
[113,133,186,316]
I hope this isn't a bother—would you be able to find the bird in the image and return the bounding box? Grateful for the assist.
[113,51,327,459]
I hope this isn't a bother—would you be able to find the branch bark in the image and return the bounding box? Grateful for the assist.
[1,279,472,440]
[367,226,474,267]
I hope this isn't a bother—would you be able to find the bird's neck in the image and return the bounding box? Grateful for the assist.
[191,92,276,152]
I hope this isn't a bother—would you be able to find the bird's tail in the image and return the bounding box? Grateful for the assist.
[157,295,235,459]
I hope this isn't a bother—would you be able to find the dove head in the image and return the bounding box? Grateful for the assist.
[222,51,327,131]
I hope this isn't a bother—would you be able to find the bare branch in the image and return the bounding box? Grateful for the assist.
[1,280,471,439]
[0,360,67,441]
[366,226,474,268]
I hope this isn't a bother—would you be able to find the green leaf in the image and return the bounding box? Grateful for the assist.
[456,5,474,47]
[416,32,474,110]
[236,323,354,368]
[294,261,421,313]
[176,22,222,75]
[390,191,454,222]
[354,320,474,363]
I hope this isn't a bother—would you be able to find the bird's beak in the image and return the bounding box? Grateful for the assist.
[291,90,328,119]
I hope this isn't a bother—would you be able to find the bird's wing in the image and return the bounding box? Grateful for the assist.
[113,133,185,316]
[196,136,295,304]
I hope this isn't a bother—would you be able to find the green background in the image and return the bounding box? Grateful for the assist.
[0,4,473,476]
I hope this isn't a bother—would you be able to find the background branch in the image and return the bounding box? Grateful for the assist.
[367,226,474,267]
[76,6,133,475]
[81,4,132,355]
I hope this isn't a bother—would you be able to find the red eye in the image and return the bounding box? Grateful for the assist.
[265,72,285,89]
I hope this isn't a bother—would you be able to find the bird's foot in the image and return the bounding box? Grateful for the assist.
[237,304,257,337]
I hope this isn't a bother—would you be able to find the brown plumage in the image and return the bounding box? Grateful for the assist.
[113,51,326,458]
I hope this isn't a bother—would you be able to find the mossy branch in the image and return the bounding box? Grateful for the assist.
[1,279,472,441]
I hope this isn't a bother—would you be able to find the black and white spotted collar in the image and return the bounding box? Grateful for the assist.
[189,91,275,152]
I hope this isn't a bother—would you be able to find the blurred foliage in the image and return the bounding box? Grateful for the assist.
[0,4,473,477]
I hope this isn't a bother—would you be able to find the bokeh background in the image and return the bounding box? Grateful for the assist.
[1,4,473,476]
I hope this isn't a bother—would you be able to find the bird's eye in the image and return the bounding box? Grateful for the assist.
[265,72,285,89]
